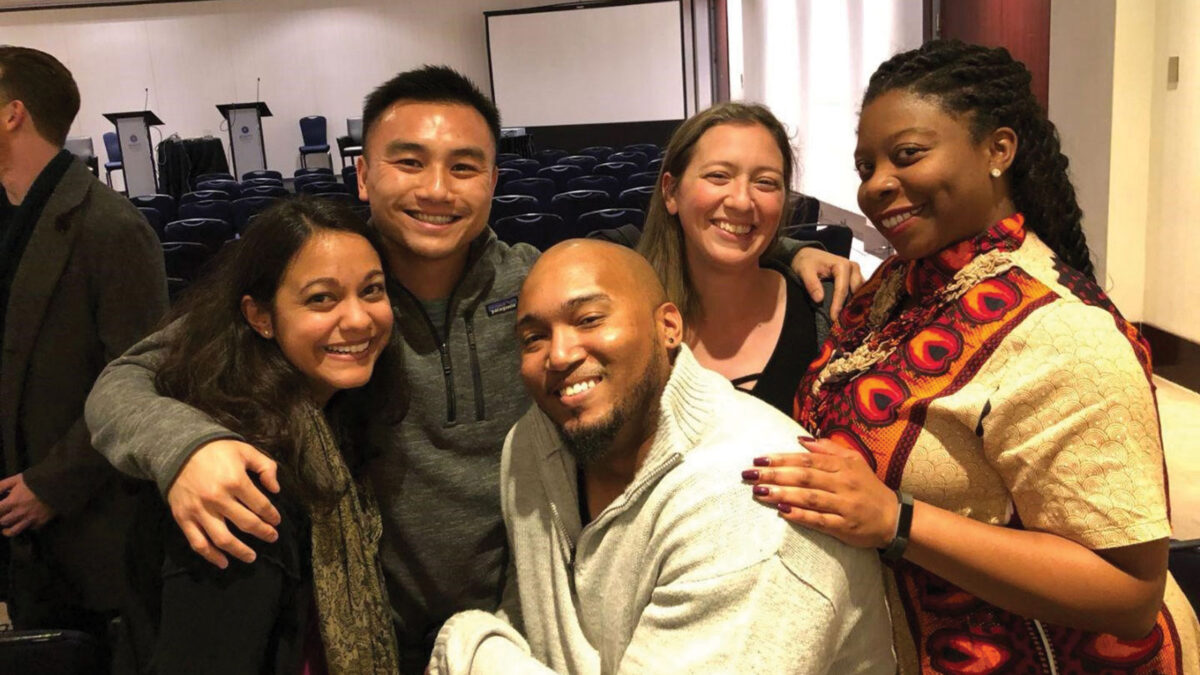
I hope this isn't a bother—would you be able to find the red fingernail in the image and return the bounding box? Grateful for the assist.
[753,457,770,467]
[741,469,760,481]
[777,503,792,514]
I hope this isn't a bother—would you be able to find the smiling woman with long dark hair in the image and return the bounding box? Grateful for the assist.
[123,197,402,675]
[742,40,1199,673]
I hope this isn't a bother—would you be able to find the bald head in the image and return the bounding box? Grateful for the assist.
[522,240,669,316]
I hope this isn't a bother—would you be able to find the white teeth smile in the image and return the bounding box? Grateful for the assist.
[410,212,457,225]
[558,378,600,397]
[325,341,370,355]
[880,206,922,230]
[714,220,752,235]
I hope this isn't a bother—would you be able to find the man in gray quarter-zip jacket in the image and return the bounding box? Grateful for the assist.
[84,66,861,672]
[430,240,893,674]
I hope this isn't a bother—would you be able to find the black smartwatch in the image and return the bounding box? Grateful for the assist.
[880,490,914,561]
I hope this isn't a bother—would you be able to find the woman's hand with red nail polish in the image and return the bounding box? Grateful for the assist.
[745,436,898,549]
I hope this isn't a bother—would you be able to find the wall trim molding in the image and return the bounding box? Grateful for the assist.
[1140,322,1200,393]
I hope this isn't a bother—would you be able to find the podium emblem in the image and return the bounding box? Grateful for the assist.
[241,126,250,134]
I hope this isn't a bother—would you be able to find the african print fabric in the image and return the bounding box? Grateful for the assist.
[795,214,1200,674]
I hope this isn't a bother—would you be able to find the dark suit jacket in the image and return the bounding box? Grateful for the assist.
[1,158,167,611]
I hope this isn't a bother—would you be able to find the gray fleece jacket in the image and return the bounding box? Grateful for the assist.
[430,346,894,674]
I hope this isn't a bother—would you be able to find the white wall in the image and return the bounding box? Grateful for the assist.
[734,0,925,213]
[1144,0,1200,342]
[3,0,549,176]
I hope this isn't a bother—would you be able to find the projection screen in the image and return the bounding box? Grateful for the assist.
[485,1,686,128]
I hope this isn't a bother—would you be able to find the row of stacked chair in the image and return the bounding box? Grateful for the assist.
[130,167,367,300]
[486,143,663,250]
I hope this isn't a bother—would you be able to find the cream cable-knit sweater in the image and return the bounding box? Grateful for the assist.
[431,346,895,674]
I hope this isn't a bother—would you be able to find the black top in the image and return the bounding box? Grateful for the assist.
[729,264,820,416]
[0,150,73,354]
[122,483,314,675]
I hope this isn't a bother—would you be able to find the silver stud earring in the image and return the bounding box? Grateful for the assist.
[990,168,1002,178]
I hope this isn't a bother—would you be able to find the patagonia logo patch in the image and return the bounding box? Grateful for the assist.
[486,297,518,317]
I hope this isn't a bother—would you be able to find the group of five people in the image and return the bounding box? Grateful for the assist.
[1,38,1196,674]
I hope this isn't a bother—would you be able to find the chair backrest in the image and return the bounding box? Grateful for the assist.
[243,169,284,182]
[180,190,232,204]
[294,167,334,178]
[346,117,363,143]
[496,152,523,165]
[196,179,242,198]
[593,161,637,184]
[102,131,122,162]
[299,180,344,195]
[646,157,663,173]
[161,241,213,281]
[624,171,658,190]
[490,194,540,224]
[556,155,598,172]
[65,137,95,160]
[786,223,854,259]
[492,213,563,251]
[534,148,567,166]
[163,217,235,251]
[577,207,645,235]
[618,185,655,212]
[789,193,821,225]
[241,177,284,189]
[577,146,614,161]
[232,196,278,234]
[312,192,353,204]
[623,143,659,157]
[178,199,234,223]
[499,158,541,179]
[130,194,177,222]
[497,167,524,187]
[300,116,328,145]
[242,185,290,198]
[566,174,620,200]
[549,189,612,242]
[137,207,165,238]
[606,150,647,169]
[341,166,363,203]
[535,164,585,192]
[497,177,556,210]
[195,172,234,184]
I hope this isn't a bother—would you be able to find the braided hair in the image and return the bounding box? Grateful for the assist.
[864,39,1094,280]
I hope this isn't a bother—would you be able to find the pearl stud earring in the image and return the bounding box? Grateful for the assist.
[990,168,1002,178]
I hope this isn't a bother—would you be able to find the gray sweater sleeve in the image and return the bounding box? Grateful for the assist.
[84,324,243,495]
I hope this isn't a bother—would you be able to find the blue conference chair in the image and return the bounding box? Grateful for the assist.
[624,171,658,190]
[536,164,584,192]
[102,132,123,188]
[242,185,289,198]
[137,207,166,239]
[534,148,568,166]
[566,175,620,200]
[243,169,283,182]
[232,196,278,234]
[498,177,556,210]
[490,194,540,224]
[299,116,330,169]
[646,157,663,173]
[299,179,343,195]
[180,190,232,204]
[178,199,234,223]
[577,146,614,161]
[163,218,235,252]
[606,150,648,169]
[130,194,177,223]
[497,167,524,187]
[161,241,213,281]
[550,190,612,242]
[623,143,659,157]
[496,152,523,165]
[618,186,655,212]
[195,172,234,185]
[556,155,598,172]
[499,158,541,179]
[492,213,562,251]
[294,167,334,178]
[242,177,284,189]
[577,208,645,234]
[196,179,242,199]
[593,161,638,186]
